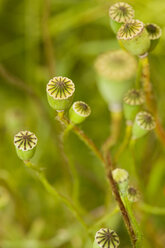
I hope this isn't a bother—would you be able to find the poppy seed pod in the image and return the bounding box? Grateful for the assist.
[123,89,145,121]
[95,50,137,105]
[109,2,134,34]
[117,20,150,56]
[132,111,156,139]
[127,186,140,202]
[93,228,120,248]
[145,23,162,52]
[46,76,75,111]
[69,101,91,124]
[112,168,129,195]
[14,131,37,161]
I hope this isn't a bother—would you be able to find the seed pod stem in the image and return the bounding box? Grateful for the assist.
[122,195,142,248]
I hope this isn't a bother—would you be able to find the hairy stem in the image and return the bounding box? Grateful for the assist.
[122,196,143,248]
[58,114,139,247]
[105,153,137,247]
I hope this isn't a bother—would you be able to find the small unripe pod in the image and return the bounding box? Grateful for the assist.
[132,111,156,139]
[123,89,145,122]
[69,101,91,124]
[14,131,37,161]
[145,23,162,52]
[95,50,137,105]
[46,76,75,111]
[112,168,129,195]
[93,228,120,248]
[117,20,150,56]
[127,186,140,203]
[109,2,134,34]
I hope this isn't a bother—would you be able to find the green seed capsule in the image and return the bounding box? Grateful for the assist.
[14,131,37,161]
[123,89,145,121]
[127,186,140,202]
[95,50,137,105]
[117,20,150,56]
[46,76,75,111]
[93,228,120,248]
[132,111,156,139]
[69,101,91,124]
[109,2,134,34]
[112,168,129,195]
[145,23,162,52]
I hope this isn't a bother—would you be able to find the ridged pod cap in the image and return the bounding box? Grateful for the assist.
[93,228,120,248]
[112,168,129,195]
[95,50,137,104]
[123,89,145,121]
[14,131,37,161]
[117,20,150,56]
[46,76,75,111]
[95,50,136,81]
[127,186,140,202]
[132,111,156,139]
[145,23,162,52]
[69,101,91,124]
[109,2,134,34]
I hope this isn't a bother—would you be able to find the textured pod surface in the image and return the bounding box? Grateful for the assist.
[14,131,37,160]
[117,20,150,56]
[95,50,137,81]
[123,89,145,106]
[94,228,120,248]
[145,23,162,51]
[127,186,140,202]
[46,76,75,111]
[109,2,134,23]
[132,111,156,139]
[123,89,145,121]
[69,101,91,124]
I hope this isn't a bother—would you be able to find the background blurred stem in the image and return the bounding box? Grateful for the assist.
[102,111,122,157]
[139,202,165,215]
[114,124,132,163]
[24,161,90,234]
[135,59,142,89]
[141,56,165,146]
[42,0,55,76]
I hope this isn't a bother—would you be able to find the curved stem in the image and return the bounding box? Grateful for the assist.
[58,115,139,247]
[72,125,104,165]
[89,206,119,231]
[114,124,132,163]
[102,111,122,156]
[24,161,89,233]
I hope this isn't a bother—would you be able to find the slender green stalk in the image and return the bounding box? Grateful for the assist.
[89,206,119,231]
[102,111,122,156]
[135,58,142,89]
[57,113,139,247]
[140,56,165,146]
[122,196,143,248]
[139,202,165,216]
[114,124,132,163]
[24,161,89,232]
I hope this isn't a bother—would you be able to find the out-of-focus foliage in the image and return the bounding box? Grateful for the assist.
[0,0,165,247]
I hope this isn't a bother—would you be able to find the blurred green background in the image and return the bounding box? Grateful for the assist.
[0,0,165,247]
